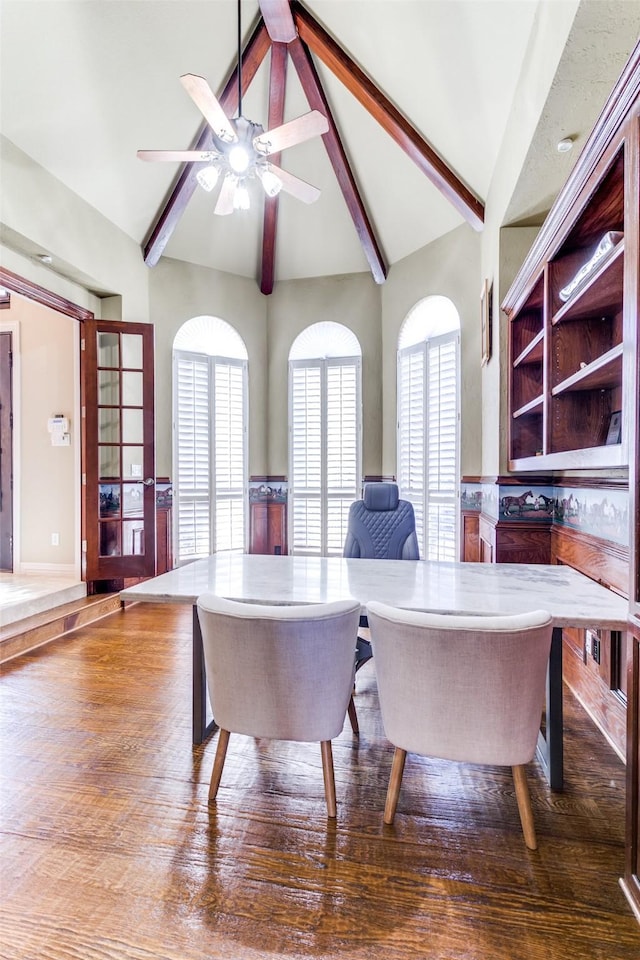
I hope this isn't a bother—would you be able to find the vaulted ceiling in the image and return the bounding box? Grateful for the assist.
[2,1,639,295]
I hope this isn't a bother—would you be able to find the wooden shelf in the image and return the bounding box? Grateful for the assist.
[552,343,623,395]
[514,329,544,367]
[509,442,625,472]
[512,394,544,419]
[552,241,624,325]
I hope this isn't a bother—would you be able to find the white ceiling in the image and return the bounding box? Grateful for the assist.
[1,1,639,289]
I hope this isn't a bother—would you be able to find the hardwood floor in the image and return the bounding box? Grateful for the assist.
[1,602,638,959]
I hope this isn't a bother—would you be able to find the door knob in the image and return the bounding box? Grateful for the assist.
[138,477,155,486]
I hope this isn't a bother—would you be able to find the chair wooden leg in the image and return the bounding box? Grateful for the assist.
[512,763,537,850]
[347,695,359,736]
[384,747,407,824]
[208,728,230,803]
[320,740,337,818]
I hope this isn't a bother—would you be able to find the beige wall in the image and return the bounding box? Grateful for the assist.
[1,136,150,322]
[266,273,382,477]
[3,293,77,568]
[381,224,482,479]
[148,256,268,478]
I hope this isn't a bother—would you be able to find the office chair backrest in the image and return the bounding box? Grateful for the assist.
[343,482,419,560]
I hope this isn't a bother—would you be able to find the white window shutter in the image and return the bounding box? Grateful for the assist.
[174,351,247,563]
[426,334,458,561]
[398,345,426,551]
[290,358,361,556]
[175,354,211,561]
[398,331,458,561]
[213,360,246,552]
[326,363,359,554]
[290,364,322,553]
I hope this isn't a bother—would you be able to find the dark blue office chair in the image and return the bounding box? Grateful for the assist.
[343,482,419,561]
[343,482,419,674]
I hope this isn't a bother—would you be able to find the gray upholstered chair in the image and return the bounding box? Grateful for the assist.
[343,482,419,675]
[367,602,553,849]
[343,482,419,561]
[196,595,361,818]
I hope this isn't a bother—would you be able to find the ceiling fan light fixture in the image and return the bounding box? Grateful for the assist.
[259,166,283,198]
[233,182,251,211]
[196,164,220,192]
[229,144,250,174]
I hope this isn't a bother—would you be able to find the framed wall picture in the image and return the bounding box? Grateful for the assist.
[481,279,493,365]
[605,410,622,445]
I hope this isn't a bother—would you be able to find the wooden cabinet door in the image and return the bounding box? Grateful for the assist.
[624,623,640,912]
[81,319,155,585]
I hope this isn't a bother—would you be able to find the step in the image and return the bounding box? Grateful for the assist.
[0,594,122,664]
[1,580,87,626]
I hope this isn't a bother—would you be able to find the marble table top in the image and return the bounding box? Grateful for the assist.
[120,554,629,630]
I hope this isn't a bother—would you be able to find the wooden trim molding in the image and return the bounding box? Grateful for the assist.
[476,474,628,490]
[551,523,629,597]
[292,1,484,231]
[0,267,94,322]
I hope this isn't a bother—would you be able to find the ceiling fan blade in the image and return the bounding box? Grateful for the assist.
[137,149,216,163]
[180,73,238,143]
[268,164,321,204]
[253,110,328,156]
[214,175,237,216]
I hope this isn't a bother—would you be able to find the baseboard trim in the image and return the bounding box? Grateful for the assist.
[17,562,79,576]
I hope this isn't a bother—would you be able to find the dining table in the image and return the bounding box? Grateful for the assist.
[120,553,629,791]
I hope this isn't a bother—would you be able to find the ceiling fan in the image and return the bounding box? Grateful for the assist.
[138,72,328,215]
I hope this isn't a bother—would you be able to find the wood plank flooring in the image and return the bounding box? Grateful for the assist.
[1,602,638,960]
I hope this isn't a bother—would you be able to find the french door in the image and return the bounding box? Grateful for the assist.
[82,319,156,584]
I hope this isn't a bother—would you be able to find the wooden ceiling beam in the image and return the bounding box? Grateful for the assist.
[289,37,387,285]
[142,19,271,267]
[292,1,484,231]
[260,42,288,295]
[258,0,297,43]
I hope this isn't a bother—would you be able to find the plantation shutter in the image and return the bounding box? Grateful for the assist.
[425,333,458,561]
[326,362,359,554]
[290,363,322,553]
[175,353,211,561]
[213,360,246,552]
[290,358,360,555]
[397,345,426,551]
[174,351,247,562]
[397,331,458,560]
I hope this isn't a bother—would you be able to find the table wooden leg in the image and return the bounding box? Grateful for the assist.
[536,625,564,790]
[192,604,216,746]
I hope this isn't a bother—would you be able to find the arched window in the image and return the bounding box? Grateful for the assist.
[289,322,362,556]
[397,296,460,561]
[173,316,248,562]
